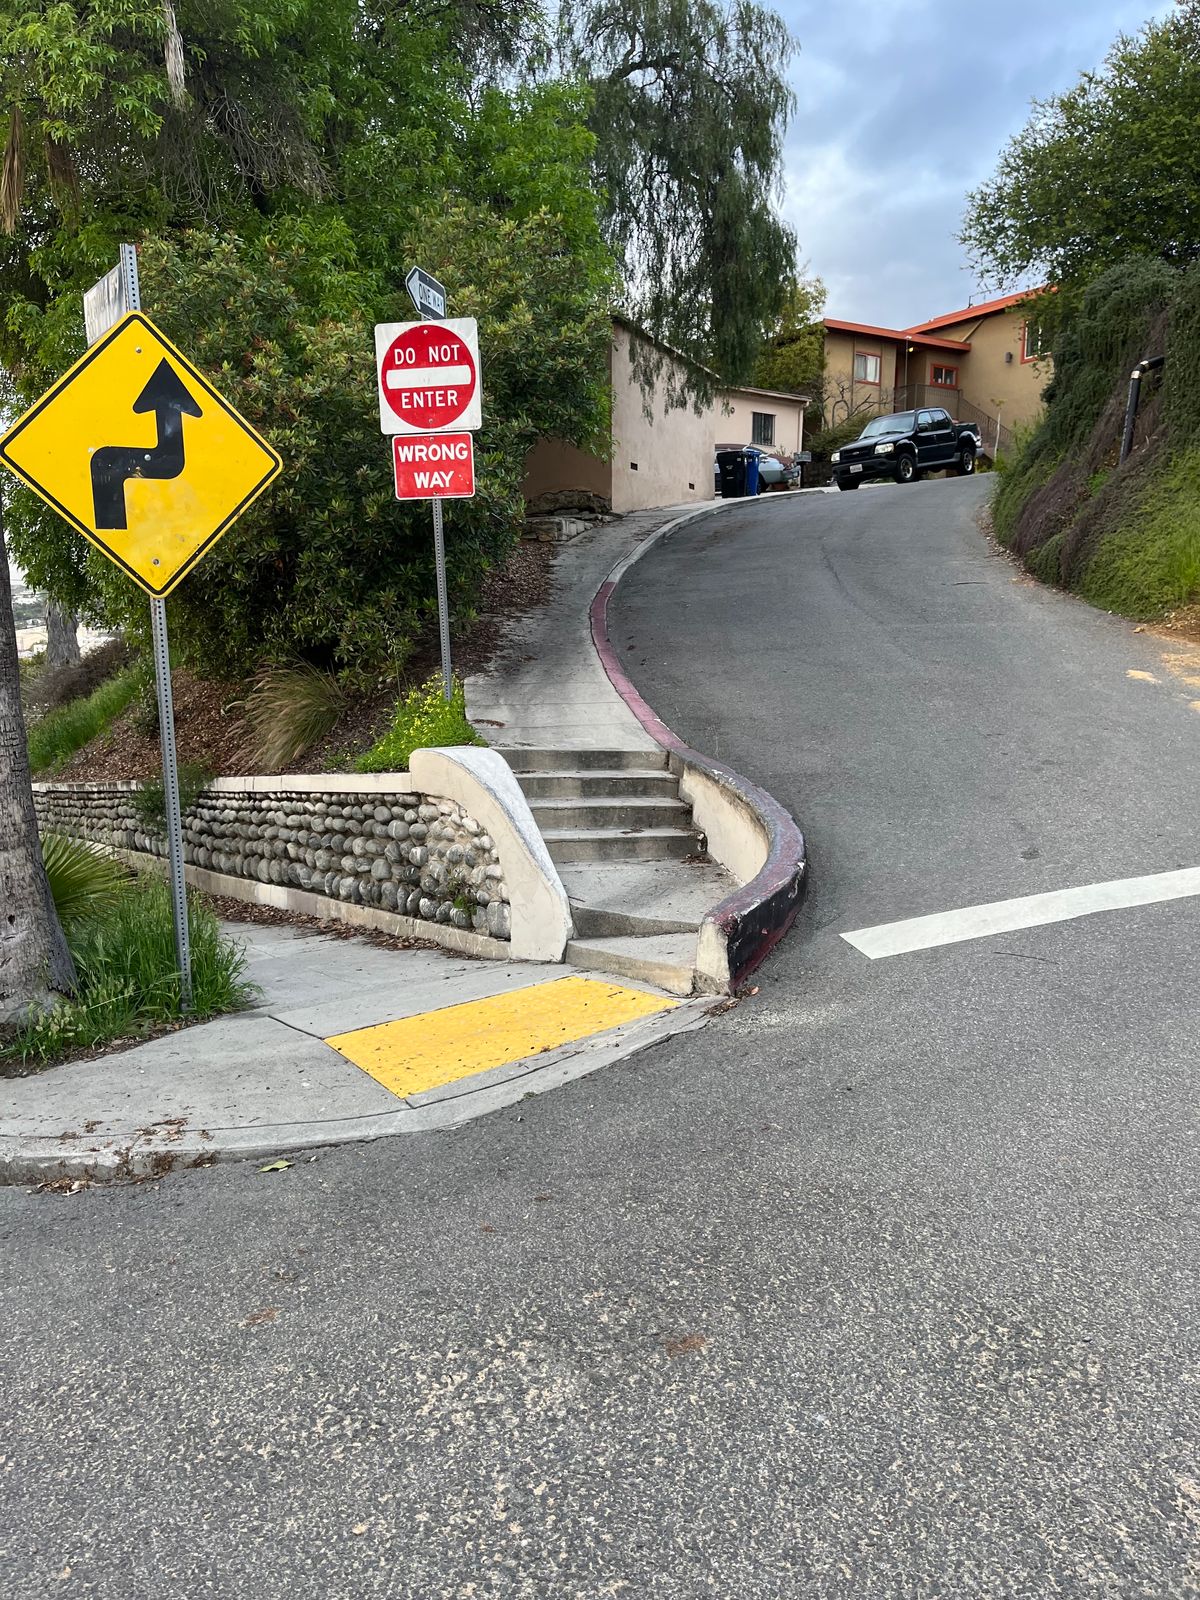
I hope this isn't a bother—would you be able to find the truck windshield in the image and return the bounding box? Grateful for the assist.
[861,413,915,437]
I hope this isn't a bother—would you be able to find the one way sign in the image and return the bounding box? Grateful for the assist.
[0,313,280,596]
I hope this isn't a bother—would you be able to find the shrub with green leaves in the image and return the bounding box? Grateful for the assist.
[1,879,256,1070]
[131,763,213,833]
[40,835,132,931]
[357,677,483,773]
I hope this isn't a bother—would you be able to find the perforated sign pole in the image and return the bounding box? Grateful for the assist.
[120,250,192,1010]
[431,496,452,703]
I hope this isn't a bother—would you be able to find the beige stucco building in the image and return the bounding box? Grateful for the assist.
[822,290,1051,455]
[523,318,810,514]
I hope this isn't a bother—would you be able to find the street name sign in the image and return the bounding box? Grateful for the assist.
[405,266,448,320]
[0,311,282,597]
[83,264,129,346]
[393,432,475,500]
[374,318,481,435]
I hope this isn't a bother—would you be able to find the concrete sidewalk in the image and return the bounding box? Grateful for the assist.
[3,492,806,1186]
[0,920,711,1184]
[468,502,716,749]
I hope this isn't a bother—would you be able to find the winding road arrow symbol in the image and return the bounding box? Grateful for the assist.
[90,359,203,530]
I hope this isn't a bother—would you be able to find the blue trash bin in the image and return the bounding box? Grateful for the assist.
[743,451,760,496]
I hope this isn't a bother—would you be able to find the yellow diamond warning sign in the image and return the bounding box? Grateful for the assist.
[0,312,281,597]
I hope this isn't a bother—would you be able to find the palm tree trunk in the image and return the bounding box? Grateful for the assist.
[0,497,76,1031]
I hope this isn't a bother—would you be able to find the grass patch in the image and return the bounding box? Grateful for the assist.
[244,661,347,769]
[990,421,1058,547]
[356,675,483,774]
[26,666,139,775]
[1080,447,1200,616]
[1026,531,1065,586]
[1,876,256,1070]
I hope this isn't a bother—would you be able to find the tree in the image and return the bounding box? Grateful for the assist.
[753,275,825,396]
[0,4,615,676]
[962,2,1200,294]
[44,601,79,668]
[558,0,798,381]
[0,494,75,1033]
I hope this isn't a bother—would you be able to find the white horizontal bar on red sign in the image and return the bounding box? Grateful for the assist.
[385,365,474,390]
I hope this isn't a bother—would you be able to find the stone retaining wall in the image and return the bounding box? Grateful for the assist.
[33,778,512,941]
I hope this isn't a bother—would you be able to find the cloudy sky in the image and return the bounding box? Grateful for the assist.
[776,0,1173,329]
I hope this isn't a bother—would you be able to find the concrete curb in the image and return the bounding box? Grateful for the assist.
[589,495,809,989]
[0,998,714,1187]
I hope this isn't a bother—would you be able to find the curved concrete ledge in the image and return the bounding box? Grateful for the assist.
[410,746,574,962]
[590,508,808,990]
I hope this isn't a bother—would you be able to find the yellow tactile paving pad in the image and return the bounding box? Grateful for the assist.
[326,976,678,1099]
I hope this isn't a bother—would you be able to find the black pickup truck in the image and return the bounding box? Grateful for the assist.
[831,407,982,490]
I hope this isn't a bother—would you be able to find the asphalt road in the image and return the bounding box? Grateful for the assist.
[3,478,1197,1598]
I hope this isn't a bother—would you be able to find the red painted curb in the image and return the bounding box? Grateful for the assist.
[590,567,807,989]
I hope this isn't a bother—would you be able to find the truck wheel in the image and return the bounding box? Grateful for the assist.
[958,446,976,476]
[896,454,916,484]
[836,478,859,491]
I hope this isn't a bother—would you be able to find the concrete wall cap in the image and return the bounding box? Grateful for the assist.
[409,746,573,963]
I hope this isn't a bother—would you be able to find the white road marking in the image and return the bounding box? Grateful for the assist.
[842,866,1200,959]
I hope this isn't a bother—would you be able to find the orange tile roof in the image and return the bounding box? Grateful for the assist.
[905,287,1049,334]
[823,318,971,354]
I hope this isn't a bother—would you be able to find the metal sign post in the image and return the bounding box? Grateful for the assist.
[3,250,281,1017]
[375,281,482,707]
[117,251,193,1009]
[148,591,192,1007]
[431,497,453,702]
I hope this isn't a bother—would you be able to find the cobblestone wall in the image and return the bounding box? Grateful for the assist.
[33,781,512,940]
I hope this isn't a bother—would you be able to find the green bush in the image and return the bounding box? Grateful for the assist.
[1,878,256,1069]
[131,763,213,833]
[25,667,139,774]
[40,834,131,930]
[808,414,869,457]
[8,204,615,679]
[357,676,483,773]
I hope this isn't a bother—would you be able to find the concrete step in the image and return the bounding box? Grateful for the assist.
[560,859,736,938]
[566,933,697,997]
[516,770,681,801]
[529,797,692,832]
[543,827,700,865]
[500,747,669,774]
[570,902,694,938]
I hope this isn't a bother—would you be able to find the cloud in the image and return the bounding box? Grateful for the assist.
[775,0,1176,324]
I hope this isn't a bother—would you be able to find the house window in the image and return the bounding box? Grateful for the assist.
[930,363,958,389]
[751,411,775,446]
[1022,321,1045,362]
[853,352,881,385]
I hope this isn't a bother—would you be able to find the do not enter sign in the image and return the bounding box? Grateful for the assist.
[393,432,474,500]
[374,317,481,435]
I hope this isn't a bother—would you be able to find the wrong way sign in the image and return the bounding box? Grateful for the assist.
[374,318,481,435]
[393,433,474,500]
